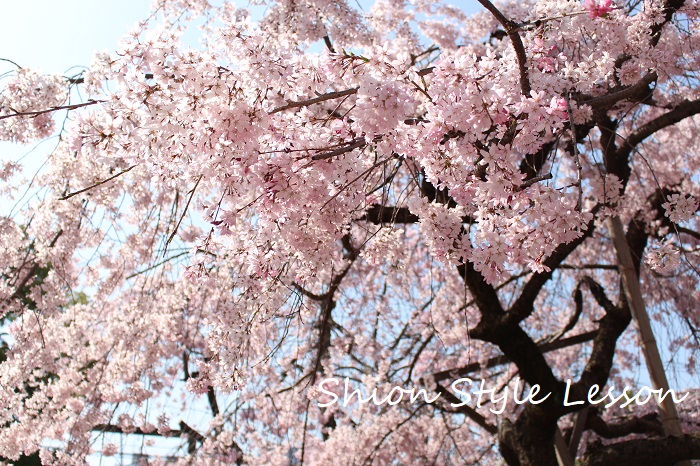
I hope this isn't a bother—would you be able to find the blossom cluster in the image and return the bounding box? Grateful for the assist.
[0,0,698,464]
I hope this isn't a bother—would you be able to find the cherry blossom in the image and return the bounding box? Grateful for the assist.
[0,0,699,464]
[583,0,614,18]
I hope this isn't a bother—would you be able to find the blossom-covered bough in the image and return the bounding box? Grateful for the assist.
[1,0,699,464]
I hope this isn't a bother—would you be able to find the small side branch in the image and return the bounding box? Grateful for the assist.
[516,173,552,191]
[312,137,366,160]
[548,284,584,342]
[269,88,358,114]
[59,165,136,200]
[583,72,656,111]
[0,100,102,121]
[622,98,700,151]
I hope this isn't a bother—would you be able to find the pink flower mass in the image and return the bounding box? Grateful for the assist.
[0,0,699,464]
[583,0,614,18]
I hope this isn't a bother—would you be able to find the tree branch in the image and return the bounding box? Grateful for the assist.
[432,330,597,382]
[582,434,700,466]
[475,0,531,95]
[585,411,664,439]
[59,165,136,200]
[506,213,597,325]
[622,98,700,152]
[0,100,102,121]
[312,137,366,160]
[582,72,657,111]
[269,88,358,114]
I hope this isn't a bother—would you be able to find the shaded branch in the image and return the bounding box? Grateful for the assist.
[582,72,657,111]
[622,98,700,152]
[582,434,700,466]
[586,411,664,439]
[677,226,700,241]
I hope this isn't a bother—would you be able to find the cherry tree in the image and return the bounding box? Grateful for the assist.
[1,0,700,464]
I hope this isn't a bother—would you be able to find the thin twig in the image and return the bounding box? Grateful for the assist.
[165,175,202,251]
[59,165,136,200]
[566,92,583,211]
[0,100,102,121]
[0,58,22,69]
[125,251,190,280]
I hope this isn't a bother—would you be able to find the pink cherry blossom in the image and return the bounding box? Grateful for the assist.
[583,0,614,18]
[0,0,698,464]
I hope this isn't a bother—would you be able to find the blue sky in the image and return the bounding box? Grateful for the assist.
[0,0,150,74]
[0,1,151,218]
